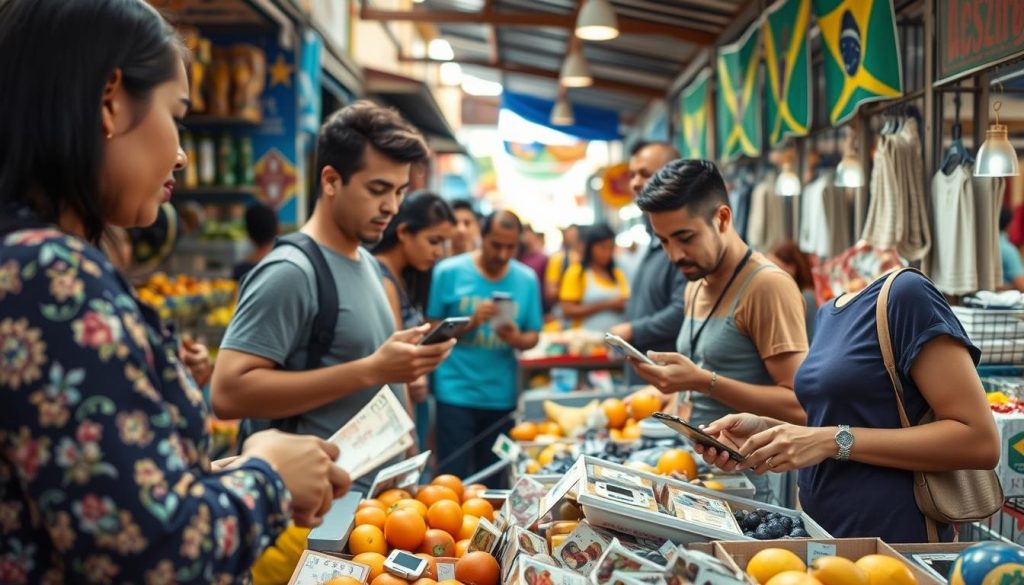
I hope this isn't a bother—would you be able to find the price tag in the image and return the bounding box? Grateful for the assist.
[492,434,522,462]
[288,550,371,585]
[806,542,837,567]
[367,451,431,499]
[436,561,457,581]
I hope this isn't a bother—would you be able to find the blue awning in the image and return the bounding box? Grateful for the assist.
[500,91,621,141]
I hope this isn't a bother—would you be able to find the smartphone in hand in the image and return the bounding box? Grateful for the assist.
[652,412,747,462]
[419,317,472,345]
[604,332,655,365]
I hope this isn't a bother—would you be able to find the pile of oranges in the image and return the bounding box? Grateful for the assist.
[508,394,663,444]
[343,475,501,585]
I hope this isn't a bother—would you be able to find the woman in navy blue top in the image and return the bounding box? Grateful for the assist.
[696,270,1000,542]
[0,1,348,582]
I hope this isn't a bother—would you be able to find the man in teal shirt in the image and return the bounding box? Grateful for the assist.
[428,210,543,480]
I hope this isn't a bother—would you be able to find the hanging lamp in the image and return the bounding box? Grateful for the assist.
[560,48,593,88]
[551,96,575,126]
[975,98,1020,178]
[776,163,802,196]
[835,124,864,188]
[575,0,619,41]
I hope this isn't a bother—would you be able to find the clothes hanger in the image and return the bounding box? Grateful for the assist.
[940,94,974,175]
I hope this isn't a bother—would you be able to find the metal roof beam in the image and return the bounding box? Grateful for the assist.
[360,7,716,45]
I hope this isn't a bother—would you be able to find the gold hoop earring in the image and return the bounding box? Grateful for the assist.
[106,132,113,139]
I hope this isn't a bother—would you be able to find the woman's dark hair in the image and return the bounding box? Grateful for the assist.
[580,223,617,283]
[770,240,814,291]
[0,0,186,243]
[372,191,455,312]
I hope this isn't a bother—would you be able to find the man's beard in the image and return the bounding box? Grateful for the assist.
[676,243,726,282]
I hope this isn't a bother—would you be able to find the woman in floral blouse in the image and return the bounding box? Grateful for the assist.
[0,1,351,583]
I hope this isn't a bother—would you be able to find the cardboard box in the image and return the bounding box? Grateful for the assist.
[704,538,942,585]
[994,413,1024,496]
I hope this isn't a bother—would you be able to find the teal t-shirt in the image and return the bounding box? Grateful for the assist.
[427,254,543,410]
[1001,232,1024,285]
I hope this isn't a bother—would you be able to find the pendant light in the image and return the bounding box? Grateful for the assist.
[975,98,1020,178]
[835,124,864,188]
[575,0,619,41]
[551,96,575,126]
[560,48,593,88]
[775,163,802,196]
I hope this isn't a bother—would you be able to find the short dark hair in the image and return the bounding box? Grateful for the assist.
[450,198,480,220]
[636,159,729,221]
[316,100,429,185]
[481,210,523,236]
[0,0,187,243]
[630,140,680,158]
[245,203,279,246]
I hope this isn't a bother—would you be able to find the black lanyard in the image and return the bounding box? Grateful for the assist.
[687,247,753,359]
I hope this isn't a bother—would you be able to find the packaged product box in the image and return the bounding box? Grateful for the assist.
[554,522,612,575]
[701,538,942,585]
[891,542,974,584]
[519,555,589,585]
[609,571,668,585]
[501,526,551,583]
[306,491,363,553]
[994,412,1024,496]
[287,550,371,585]
[589,539,666,585]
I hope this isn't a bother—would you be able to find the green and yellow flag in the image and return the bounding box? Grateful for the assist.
[716,23,762,161]
[680,69,710,159]
[814,0,903,125]
[764,0,811,145]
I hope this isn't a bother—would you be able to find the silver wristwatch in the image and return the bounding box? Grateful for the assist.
[834,425,854,461]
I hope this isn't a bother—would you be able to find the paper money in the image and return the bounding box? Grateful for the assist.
[327,386,415,481]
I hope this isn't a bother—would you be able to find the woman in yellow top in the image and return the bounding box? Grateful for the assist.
[560,224,630,331]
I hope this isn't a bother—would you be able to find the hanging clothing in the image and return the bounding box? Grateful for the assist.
[730,177,755,242]
[974,176,1005,291]
[747,172,788,253]
[930,166,978,295]
[799,174,830,257]
[862,118,931,261]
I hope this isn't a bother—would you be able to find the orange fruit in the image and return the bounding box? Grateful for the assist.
[390,498,429,517]
[349,524,387,555]
[509,421,538,441]
[455,539,471,558]
[765,572,823,585]
[808,556,868,585]
[538,421,562,437]
[353,552,387,581]
[385,508,427,551]
[601,399,628,430]
[411,580,438,585]
[372,574,410,585]
[630,393,661,420]
[746,548,807,584]
[359,499,388,512]
[621,423,641,441]
[462,484,486,503]
[419,528,456,557]
[431,475,465,500]
[437,581,463,585]
[356,507,388,530]
[454,551,500,585]
[379,489,413,507]
[854,555,916,585]
[458,515,480,541]
[427,499,464,538]
[462,498,494,519]
[415,554,438,580]
[656,448,698,480]
[323,578,364,585]
[417,485,460,507]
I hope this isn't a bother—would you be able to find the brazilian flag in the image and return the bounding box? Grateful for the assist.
[814,0,903,125]
[765,0,811,145]
[716,22,762,161]
[681,69,710,159]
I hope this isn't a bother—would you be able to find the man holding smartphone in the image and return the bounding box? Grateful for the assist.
[427,210,543,482]
[212,102,455,489]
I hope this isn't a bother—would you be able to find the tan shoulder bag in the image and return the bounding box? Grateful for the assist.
[876,268,1004,542]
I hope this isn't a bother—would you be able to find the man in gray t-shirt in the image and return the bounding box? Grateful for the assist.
[212,102,455,489]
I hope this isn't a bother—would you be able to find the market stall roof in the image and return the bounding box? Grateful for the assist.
[365,69,468,155]
[360,0,751,127]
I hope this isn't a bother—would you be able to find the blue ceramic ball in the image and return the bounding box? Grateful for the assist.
[949,542,1024,585]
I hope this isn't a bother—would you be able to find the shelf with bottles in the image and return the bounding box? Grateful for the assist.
[176,130,257,199]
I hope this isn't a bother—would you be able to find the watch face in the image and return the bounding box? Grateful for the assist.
[837,431,854,448]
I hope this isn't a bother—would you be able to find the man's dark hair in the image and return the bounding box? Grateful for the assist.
[630,140,680,158]
[244,203,278,246]
[1001,208,1014,232]
[316,100,429,185]
[636,159,729,221]
[481,210,524,236]
[450,198,480,221]
[0,0,187,243]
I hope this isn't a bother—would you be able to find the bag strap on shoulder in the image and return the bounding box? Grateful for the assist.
[874,266,941,542]
[274,232,338,372]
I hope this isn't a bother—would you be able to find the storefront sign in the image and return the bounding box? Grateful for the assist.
[938,0,1024,83]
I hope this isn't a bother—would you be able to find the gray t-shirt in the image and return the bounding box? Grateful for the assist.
[221,242,402,441]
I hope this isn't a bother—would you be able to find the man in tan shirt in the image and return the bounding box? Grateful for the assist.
[627,159,809,428]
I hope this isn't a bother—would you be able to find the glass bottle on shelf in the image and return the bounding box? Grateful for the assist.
[217,133,237,187]
[237,135,254,186]
[198,133,216,187]
[181,131,199,189]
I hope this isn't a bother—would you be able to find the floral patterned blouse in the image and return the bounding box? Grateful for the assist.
[0,228,292,584]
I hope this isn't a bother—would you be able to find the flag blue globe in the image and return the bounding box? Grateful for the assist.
[949,542,1024,585]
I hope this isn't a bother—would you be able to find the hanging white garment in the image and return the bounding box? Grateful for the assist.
[930,165,977,295]
[895,119,931,261]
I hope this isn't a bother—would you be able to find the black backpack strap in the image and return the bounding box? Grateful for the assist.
[274,232,339,371]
